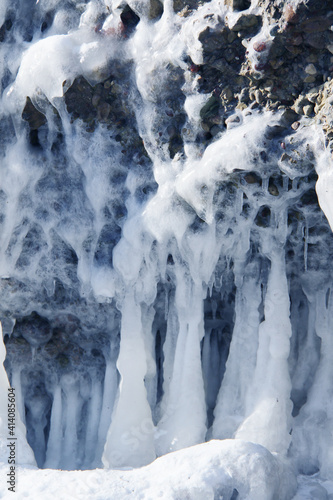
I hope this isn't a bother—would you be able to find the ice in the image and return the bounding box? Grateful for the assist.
[315,147,333,231]
[0,325,35,466]
[292,289,333,478]
[44,385,62,469]
[0,0,333,496]
[102,292,156,468]
[0,440,298,500]
[235,248,293,455]
[213,261,261,439]
[156,277,207,455]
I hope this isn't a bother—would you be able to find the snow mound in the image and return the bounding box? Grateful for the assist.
[0,440,297,500]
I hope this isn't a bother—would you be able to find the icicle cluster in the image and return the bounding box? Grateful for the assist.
[0,1,332,491]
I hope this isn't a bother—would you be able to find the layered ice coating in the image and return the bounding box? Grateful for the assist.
[0,0,333,497]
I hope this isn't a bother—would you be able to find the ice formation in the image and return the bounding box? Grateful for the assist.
[0,0,333,497]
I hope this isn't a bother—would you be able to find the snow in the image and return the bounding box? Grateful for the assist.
[0,440,298,500]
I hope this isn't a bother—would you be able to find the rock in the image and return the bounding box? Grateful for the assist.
[237,102,247,110]
[270,59,284,70]
[225,0,251,11]
[306,53,318,63]
[244,172,261,184]
[255,89,264,104]
[120,5,140,33]
[303,104,314,116]
[97,102,111,121]
[280,109,300,126]
[284,5,298,24]
[253,41,267,53]
[221,86,234,103]
[200,95,220,119]
[210,124,223,136]
[301,17,331,34]
[230,14,261,33]
[305,64,317,75]
[255,205,271,227]
[304,33,327,50]
[307,90,320,103]
[91,94,101,108]
[227,31,237,43]
[104,80,112,89]
[238,87,249,103]
[265,125,286,139]
[268,178,279,196]
[294,96,312,115]
[22,97,47,130]
[226,114,241,126]
[198,27,227,53]
[280,152,292,162]
[291,121,300,130]
[173,0,200,14]
[14,312,52,347]
[149,0,163,20]
[304,75,316,84]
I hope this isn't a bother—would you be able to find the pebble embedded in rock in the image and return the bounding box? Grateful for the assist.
[291,121,300,130]
[303,104,314,116]
[305,64,317,75]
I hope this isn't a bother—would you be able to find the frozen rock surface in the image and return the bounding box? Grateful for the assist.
[1,0,333,497]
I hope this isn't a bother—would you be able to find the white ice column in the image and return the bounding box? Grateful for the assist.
[0,324,35,465]
[290,294,319,412]
[212,269,261,439]
[102,292,156,468]
[95,360,118,466]
[156,294,178,423]
[156,275,206,455]
[44,385,62,469]
[234,250,293,456]
[61,374,82,470]
[83,379,103,468]
[292,288,333,478]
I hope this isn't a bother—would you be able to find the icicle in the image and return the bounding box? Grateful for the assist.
[141,304,158,413]
[234,250,293,456]
[262,175,269,192]
[61,374,82,470]
[303,222,308,272]
[44,385,62,469]
[83,379,103,468]
[156,273,206,455]
[211,300,217,320]
[102,291,156,468]
[213,265,261,440]
[201,328,212,406]
[0,324,35,465]
[95,360,118,466]
[282,175,288,192]
[11,370,26,425]
[25,395,49,467]
[290,290,319,410]
[291,288,333,478]
[156,292,178,420]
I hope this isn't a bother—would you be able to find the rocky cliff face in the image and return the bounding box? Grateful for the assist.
[21,0,333,159]
[1,0,333,486]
